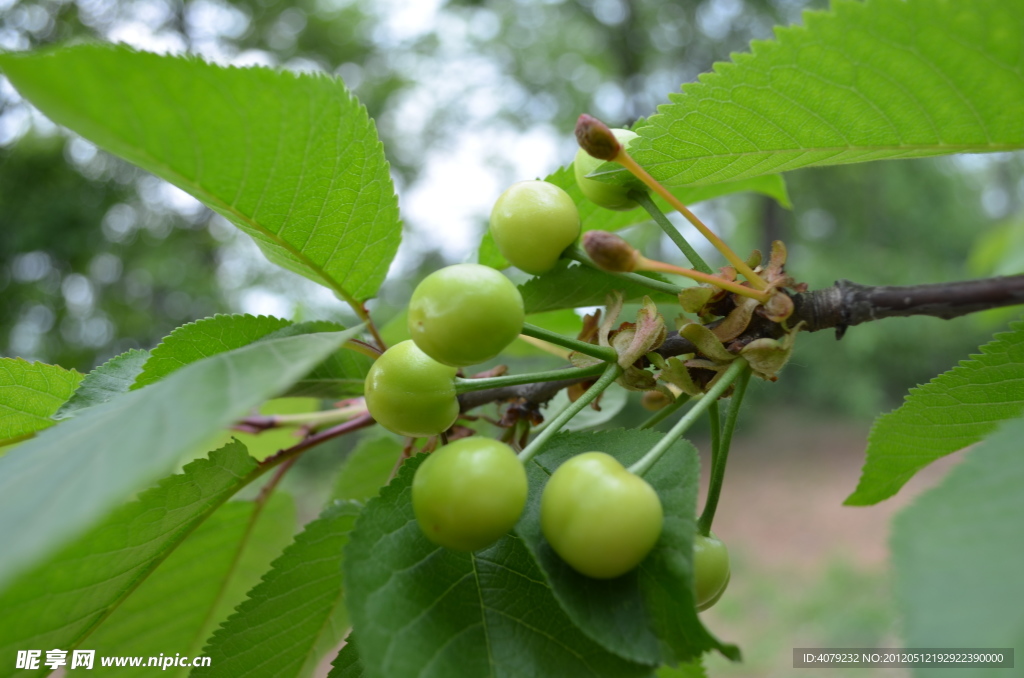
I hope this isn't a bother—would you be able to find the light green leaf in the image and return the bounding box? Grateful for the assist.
[0,441,258,667]
[86,494,295,677]
[846,319,1024,505]
[519,261,677,314]
[516,430,736,666]
[892,416,1024,675]
[343,453,657,678]
[197,501,361,678]
[606,0,1024,188]
[133,315,292,389]
[0,45,401,303]
[656,659,706,678]
[332,436,402,503]
[0,328,359,591]
[0,358,82,446]
[54,349,150,419]
[477,230,510,270]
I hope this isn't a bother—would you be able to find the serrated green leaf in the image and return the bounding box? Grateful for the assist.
[520,261,677,314]
[608,0,1024,188]
[332,436,401,503]
[892,416,1024,674]
[0,328,359,591]
[846,319,1024,505]
[0,441,258,670]
[343,453,657,678]
[133,315,292,389]
[516,430,736,666]
[0,45,401,303]
[54,349,150,419]
[477,230,510,270]
[545,165,790,235]
[85,494,295,677]
[0,358,82,446]
[328,639,363,678]
[196,501,361,678]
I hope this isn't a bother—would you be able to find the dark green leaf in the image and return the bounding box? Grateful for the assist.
[0,329,359,591]
[0,45,402,303]
[517,430,737,666]
[86,494,295,677]
[0,441,257,664]
[0,358,82,446]
[519,261,677,314]
[343,453,657,678]
[54,349,149,419]
[846,319,1024,505]
[892,416,1024,673]
[332,435,402,503]
[328,639,364,678]
[615,0,1024,187]
[197,501,362,678]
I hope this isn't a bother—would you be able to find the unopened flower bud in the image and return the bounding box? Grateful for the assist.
[575,114,621,161]
[583,231,642,272]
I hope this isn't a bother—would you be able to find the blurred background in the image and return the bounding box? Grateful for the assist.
[2,0,1023,675]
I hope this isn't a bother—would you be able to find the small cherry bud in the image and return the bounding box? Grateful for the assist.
[583,231,641,272]
[575,114,621,161]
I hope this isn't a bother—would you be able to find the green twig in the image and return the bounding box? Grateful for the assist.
[455,363,607,394]
[708,399,721,461]
[565,247,683,297]
[697,365,751,536]
[518,362,623,464]
[628,359,749,477]
[631,191,713,275]
[521,322,617,362]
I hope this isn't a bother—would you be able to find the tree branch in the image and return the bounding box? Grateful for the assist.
[457,274,1024,411]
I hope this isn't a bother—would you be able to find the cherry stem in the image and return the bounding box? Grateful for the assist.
[638,257,770,303]
[454,363,607,394]
[521,323,617,362]
[565,247,683,297]
[345,339,383,359]
[638,393,691,429]
[697,364,751,536]
[627,359,749,477]
[611,150,768,290]
[234,402,366,433]
[630,191,713,275]
[518,362,623,464]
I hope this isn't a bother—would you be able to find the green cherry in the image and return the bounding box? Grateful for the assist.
[408,263,525,367]
[363,340,459,438]
[489,180,581,275]
[540,451,663,579]
[573,128,639,211]
[693,532,731,611]
[413,437,528,551]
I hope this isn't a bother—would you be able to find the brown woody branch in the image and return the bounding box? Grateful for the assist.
[460,274,1024,412]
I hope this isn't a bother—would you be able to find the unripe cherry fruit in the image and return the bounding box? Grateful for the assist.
[573,128,639,211]
[408,263,525,367]
[693,532,731,611]
[489,180,581,275]
[412,437,528,551]
[540,451,663,579]
[363,340,459,438]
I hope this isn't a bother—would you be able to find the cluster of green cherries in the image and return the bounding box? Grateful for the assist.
[363,128,731,598]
